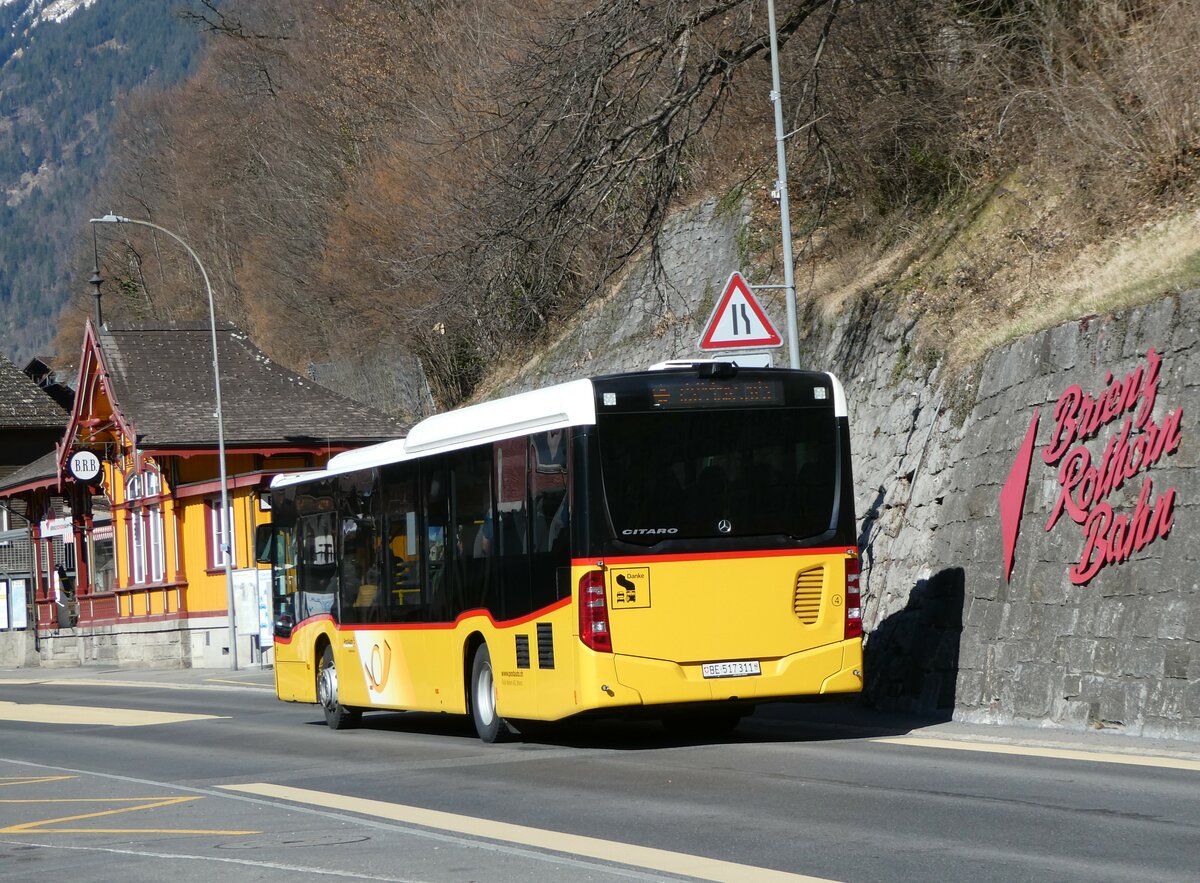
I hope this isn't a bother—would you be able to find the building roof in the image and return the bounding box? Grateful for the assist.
[0,450,59,495]
[96,322,405,448]
[0,351,70,429]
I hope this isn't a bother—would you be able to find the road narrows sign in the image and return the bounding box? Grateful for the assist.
[698,272,783,350]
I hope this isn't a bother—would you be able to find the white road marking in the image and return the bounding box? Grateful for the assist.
[874,735,1200,772]
[0,839,425,881]
[0,701,221,727]
[0,677,270,692]
[222,782,840,883]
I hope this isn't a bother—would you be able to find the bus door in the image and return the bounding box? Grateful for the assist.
[376,463,428,711]
[426,447,501,714]
[289,495,337,697]
[332,472,385,710]
[259,514,305,702]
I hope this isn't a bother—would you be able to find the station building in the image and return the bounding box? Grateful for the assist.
[0,321,402,668]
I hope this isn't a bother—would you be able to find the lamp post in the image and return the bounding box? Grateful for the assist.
[767,0,800,369]
[89,214,239,670]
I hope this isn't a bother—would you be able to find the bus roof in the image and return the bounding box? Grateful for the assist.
[270,377,597,488]
[269,366,848,490]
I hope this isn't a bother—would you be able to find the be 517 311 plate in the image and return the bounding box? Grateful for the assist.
[701,660,761,679]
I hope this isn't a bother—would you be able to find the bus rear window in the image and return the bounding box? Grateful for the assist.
[596,408,838,543]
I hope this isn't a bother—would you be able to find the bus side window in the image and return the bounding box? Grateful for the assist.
[338,473,383,624]
[298,510,338,620]
[450,446,494,617]
[530,429,569,610]
[496,437,530,620]
[270,524,297,623]
[424,461,452,622]
[382,464,423,622]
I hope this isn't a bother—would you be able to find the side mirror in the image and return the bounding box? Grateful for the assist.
[273,613,294,640]
[255,523,275,565]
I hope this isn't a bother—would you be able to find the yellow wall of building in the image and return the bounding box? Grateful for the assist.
[100,447,324,618]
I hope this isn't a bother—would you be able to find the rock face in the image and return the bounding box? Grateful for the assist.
[495,196,1200,739]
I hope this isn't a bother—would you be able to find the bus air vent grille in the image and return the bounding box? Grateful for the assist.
[537,622,555,669]
[793,567,824,624]
[515,634,530,669]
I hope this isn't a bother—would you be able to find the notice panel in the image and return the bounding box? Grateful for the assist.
[10,579,27,629]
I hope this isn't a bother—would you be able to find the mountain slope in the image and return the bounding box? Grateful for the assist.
[0,0,208,364]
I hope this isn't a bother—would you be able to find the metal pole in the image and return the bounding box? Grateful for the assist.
[89,215,238,670]
[767,0,801,369]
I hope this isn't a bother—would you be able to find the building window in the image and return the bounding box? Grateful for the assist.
[148,507,165,582]
[92,533,115,593]
[129,509,145,584]
[126,469,166,586]
[207,498,235,569]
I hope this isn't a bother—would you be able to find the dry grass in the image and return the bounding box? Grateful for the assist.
[759,160,1200,382]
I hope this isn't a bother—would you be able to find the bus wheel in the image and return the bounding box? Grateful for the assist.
[470,644,510,743]
[316,644,361,730]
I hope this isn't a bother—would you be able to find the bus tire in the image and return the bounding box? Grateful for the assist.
[317,643,361,730]
[469,643,510,743]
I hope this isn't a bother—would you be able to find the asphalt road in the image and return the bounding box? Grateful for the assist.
[1,667,1197,882]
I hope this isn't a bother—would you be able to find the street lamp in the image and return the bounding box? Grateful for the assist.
[90,214,239,671]
[767,0,800,369]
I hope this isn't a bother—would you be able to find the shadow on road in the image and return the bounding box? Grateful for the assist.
[315,697,949,752]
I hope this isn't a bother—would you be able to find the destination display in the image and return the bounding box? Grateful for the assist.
[650,379,783,409]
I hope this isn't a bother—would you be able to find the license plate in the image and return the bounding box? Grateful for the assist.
[701,660,761,679]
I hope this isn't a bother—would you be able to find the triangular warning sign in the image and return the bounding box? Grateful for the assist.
[698,272,783,350]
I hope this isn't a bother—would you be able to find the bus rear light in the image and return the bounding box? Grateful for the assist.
[578,570,613,653]
[844,557,863,640]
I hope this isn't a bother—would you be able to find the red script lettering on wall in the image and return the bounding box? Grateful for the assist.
[1002,347,1183,585]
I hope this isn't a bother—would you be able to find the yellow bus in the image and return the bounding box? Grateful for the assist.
[258,362,862,741]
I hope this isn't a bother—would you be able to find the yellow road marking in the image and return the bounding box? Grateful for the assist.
[874,736,1200,772]
[0,795,258,835]
[222,783,837,883]
[0,701,221,727]
[0,776,76,787]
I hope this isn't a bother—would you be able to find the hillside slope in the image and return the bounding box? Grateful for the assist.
[29,0,1199,416]
[0,0,207,364]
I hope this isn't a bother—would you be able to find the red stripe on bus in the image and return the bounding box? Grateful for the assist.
[343,597,571,633]
[286,598,573,637]
[275,613,334,644]
[577,546,854,566]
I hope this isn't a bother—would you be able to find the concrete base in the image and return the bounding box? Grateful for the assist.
[0,630,40,668]
[4,616,270,670]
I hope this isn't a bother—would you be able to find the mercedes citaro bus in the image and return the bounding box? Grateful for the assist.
[257,361,862,741]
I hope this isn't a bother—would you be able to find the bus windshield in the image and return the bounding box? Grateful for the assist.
[596,405,839,543]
